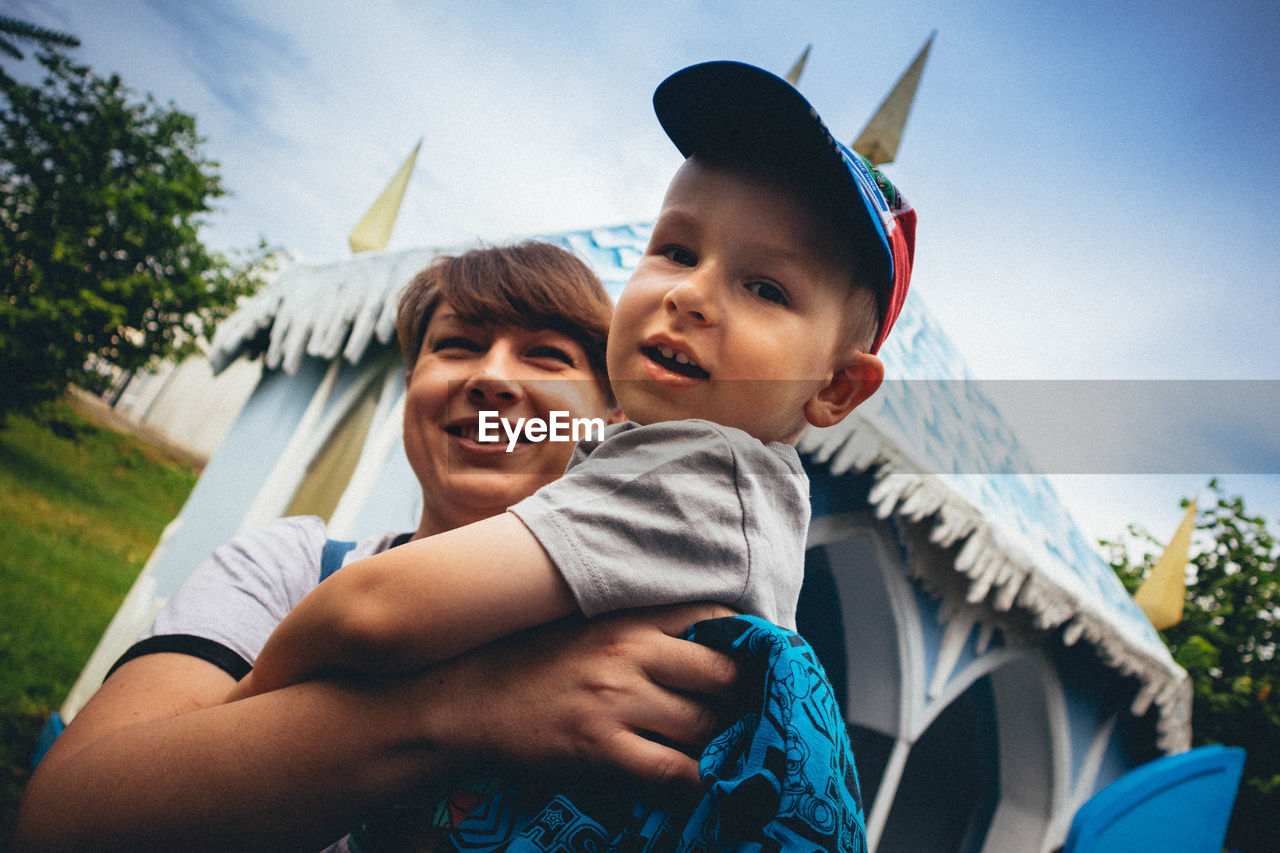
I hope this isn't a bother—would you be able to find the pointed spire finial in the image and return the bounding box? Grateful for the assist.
[1134,499,1198,630]
[349,139,422,254]
[852,31,935,165]
[784,45,811,86]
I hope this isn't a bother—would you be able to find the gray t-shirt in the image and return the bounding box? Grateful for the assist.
[140,517,401,669]
[510,419,808,629]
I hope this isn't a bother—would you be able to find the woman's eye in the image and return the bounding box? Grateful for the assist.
[660,245,697,267]
[433,336,481,353]
[745,280,788,305]
[527,346,576,366]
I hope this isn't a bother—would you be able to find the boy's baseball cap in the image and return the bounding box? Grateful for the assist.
[653,61,916,354]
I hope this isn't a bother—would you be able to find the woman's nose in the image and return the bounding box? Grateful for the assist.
[464,347,523,404]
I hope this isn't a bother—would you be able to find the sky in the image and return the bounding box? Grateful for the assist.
[11,0,1280,552]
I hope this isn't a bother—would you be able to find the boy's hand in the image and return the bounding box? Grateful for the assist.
[431,602,739,788]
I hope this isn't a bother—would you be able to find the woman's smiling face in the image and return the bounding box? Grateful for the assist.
[403,301,615,537]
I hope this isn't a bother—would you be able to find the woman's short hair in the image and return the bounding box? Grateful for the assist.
[396,241,613,388]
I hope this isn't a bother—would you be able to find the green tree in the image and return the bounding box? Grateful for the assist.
[1,50,262,420]
[1107,481,1279,852]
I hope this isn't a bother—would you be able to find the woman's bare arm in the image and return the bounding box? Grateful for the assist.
[15,603,737,853]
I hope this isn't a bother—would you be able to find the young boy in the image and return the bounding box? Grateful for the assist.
[235,59,915,725]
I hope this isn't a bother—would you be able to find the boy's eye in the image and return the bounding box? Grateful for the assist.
[660,245,697,267]
[527,345,576,367]
[745,280,788,306]
[433,336,482,353]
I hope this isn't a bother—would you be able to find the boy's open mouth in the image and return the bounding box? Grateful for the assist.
[643,345,710,379]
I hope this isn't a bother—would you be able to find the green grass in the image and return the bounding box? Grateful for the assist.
[0,399,199,845]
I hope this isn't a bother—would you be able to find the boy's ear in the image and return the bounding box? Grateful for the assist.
[804,351,884,429]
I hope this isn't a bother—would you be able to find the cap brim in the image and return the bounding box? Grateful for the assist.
[653,61,893,292]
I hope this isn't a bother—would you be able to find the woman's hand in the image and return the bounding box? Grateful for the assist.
[430,602,739,787]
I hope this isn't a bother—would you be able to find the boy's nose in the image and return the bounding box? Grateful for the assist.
[663,269,716,324]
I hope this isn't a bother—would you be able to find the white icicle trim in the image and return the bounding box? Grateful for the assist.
[799,418,1192,753]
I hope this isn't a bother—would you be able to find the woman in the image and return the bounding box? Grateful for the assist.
[15,243,736,852]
